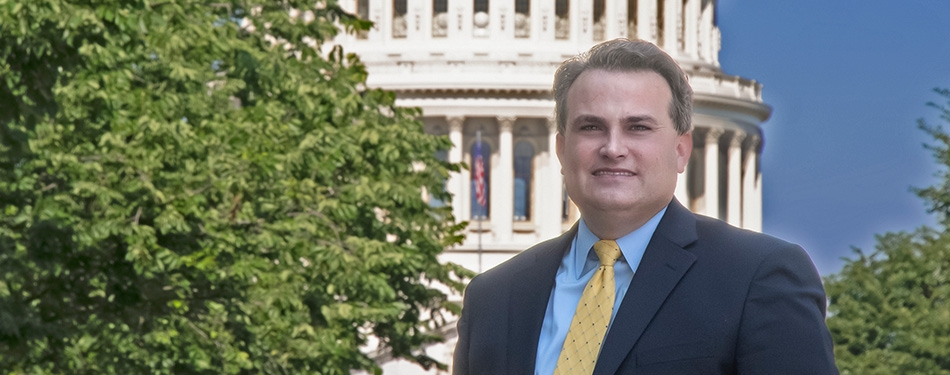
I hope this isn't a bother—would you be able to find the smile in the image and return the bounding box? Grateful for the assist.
[593,170,635,176]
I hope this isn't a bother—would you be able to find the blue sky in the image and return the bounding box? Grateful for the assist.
[716,1,950,275]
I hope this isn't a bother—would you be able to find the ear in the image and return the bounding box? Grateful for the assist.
[675,131,692,173]
[555,132,566,175]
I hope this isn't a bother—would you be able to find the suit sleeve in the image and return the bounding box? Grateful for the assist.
[736,245,839,375]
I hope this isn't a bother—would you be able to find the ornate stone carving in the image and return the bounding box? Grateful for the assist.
[555,16,570,39]
[593,21,605,40]
[705,127,725,144]
[432,12,448,37]
[392,15,407,38]
[497,116,516,131]
[473,11,490,37]
[515,12,530,38]
[447,116,465,132]
[729,132,746,148]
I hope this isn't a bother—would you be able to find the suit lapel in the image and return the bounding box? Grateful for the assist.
[506,225,577,375]
[594,200,699,375]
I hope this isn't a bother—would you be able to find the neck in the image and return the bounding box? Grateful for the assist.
[581,201,669,240]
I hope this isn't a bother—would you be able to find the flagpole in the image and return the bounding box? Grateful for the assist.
[476,130,483,273]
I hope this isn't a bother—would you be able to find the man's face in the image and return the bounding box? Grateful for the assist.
[556,69,691,222]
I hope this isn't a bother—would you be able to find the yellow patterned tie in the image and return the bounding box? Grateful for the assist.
[553,240,621,375]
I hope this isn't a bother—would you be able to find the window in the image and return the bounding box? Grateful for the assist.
[434,0,447,13]
[513,141,534,221]
[680,0,688,50]
[515,0,530,38]
[433,0,448,37]
[593,0,605,40]
[393,0,407,38]
[474,0,489,13]
[357,0,369,39]
[515,0,529,13]
[470,142,491,219]
[627,0,637,39]
[555,0,569,39]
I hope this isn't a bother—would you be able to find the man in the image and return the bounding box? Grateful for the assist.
[453,39,837,375]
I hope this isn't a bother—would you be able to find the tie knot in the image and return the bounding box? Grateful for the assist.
[593,240,621,267]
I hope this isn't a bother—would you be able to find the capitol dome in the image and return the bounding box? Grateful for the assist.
[335,1,770,372]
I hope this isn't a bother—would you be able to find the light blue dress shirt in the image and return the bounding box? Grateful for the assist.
[534,207,667,375]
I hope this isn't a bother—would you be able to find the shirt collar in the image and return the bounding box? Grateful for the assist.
[573,206,669,277]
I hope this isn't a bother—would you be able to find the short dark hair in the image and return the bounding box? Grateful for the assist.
[553,39,693,135]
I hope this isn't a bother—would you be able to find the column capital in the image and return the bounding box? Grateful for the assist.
[446,116,465,131]
[729,132,746,148]
[704,127,725,143]
[497,116,516,131]
[744,133,762,153]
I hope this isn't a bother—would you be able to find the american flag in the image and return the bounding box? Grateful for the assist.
[474,139,487,208]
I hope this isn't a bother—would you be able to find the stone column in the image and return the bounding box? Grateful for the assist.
[541,118,564,239]
[382,0,394,40]
[450,0,471,39]
[684,0,699,58]
[743,135,763,231]
[576,0,593,42]
[537,0,556,40]
[447,116,467,223]
[698,0,712,61]
[607,0,628,39]
[703,128,723,218]
[640,0,656,44]
[663,0,680,52]
[727,132,745,227]
[405,0,422,39]
[492,116,515,242]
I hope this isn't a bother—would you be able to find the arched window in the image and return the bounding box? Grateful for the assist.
[470,142,491,219]
[513,141,534,221]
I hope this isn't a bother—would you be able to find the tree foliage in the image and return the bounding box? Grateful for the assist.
[0,1,470,374]
[825,88,950,375]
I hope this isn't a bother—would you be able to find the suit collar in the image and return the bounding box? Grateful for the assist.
[506,224,578,374]
[594,199,698,374]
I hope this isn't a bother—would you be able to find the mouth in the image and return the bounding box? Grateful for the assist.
[592,169,635,177]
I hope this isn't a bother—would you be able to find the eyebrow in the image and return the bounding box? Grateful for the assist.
[622,115,659,125]
[570,115,605,125]
[569,115,659,126]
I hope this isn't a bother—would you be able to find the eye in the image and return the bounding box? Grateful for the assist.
[629,124,652,131]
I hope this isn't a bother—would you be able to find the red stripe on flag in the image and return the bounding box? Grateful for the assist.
[474,151,486,207]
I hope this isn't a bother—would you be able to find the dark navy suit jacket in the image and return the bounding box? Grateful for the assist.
[453,199,837,374]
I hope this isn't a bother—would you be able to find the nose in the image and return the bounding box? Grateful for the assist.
[601,131,627,159]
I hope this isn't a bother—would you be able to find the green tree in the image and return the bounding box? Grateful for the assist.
[0,1,470,374]
[825,88,950,375]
